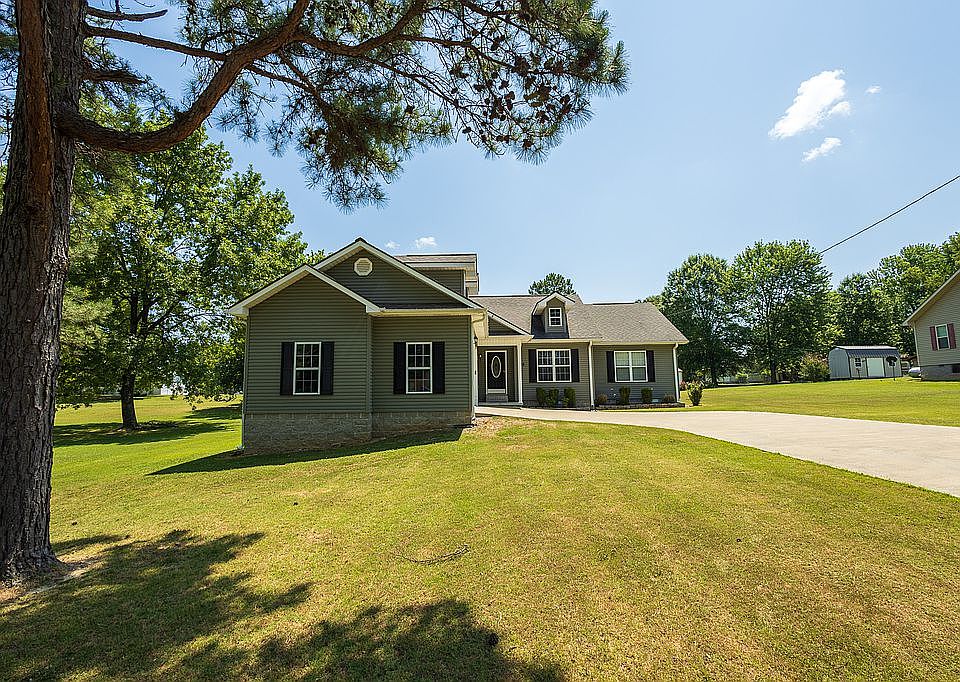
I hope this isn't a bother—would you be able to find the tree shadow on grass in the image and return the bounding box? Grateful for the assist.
[0,530,310,680]
[151,427,466,475]
[1,531,560,680]
[54,419,233,448]
[257,600,564,681]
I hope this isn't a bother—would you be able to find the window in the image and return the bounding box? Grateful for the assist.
[936,324,950,350]
[854,357,863,368]
[547,307,563,327]
[537,348,571,382]
[407,342,432,393]
[614,351,647,382]
[294,342,321,394]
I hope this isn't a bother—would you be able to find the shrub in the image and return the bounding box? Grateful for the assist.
[640,387,653,404]
[546,388,560,407]
[595,393,608,406]
[736,372,749,384]
[662,394,676,404]
[563,387,577,408]
[618,386,631,405]
[687,381,704,406]
[536,387,547,407]
[799,353,830,382]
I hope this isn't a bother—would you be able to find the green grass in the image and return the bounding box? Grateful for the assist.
[668,378,960,426]
[2,397,959,679]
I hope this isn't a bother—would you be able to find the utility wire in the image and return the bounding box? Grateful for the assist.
[818,173,960,255]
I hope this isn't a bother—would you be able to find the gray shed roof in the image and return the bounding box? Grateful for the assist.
[831,345,901,358]
[472,295,688,343]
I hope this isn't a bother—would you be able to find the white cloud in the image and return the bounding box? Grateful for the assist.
[829,100,852,117]
[414,236,437,249]
[866,85,882,95]
[802,137,842,162]
[769,69,849,139]
[384,241,399,250]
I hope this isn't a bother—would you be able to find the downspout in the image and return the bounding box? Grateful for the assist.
[673,344,681,400]
[587,340,595,409]
[515,341,523,406]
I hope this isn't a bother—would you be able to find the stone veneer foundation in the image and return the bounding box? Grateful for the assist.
[242,410,474,453]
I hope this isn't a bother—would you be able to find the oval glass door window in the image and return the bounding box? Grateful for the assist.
[490,355,502,378]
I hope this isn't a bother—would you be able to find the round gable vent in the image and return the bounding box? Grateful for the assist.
[354,257,373,276]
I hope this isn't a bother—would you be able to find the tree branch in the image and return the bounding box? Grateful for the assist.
[59,0,311,152]
[85,5,167,22]
[83,65,147,85]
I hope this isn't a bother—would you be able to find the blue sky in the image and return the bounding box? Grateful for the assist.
[118,0,960,301]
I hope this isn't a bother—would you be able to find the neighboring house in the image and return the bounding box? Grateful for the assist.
[228,238,687,452]
[904,268,960,380]
[828,346,902,380]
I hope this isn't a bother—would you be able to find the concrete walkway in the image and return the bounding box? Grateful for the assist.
[476,406,960,497]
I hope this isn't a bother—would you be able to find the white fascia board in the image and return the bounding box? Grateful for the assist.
[315,238,482,310]
[532,293,575,314]
[226,264,380,317]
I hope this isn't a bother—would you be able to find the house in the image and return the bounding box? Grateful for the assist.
[904,268,960,380]
[227,238,687,452]
[828,346,902,380]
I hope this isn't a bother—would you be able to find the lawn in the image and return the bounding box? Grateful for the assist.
[674,378,960,426]
[2,397,959,679]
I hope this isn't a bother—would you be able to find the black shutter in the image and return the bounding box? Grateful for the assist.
[528,349,538,383]
[432,341,446,394]
[646,349,656,383]
[319,341,334,394]
[280,342,294,395]
[393,342,406,394]
[606,351,615,382]
[570,348,580,382]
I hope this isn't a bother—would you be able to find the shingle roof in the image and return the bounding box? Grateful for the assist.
[396,254,477,264]
[472,295,688,343]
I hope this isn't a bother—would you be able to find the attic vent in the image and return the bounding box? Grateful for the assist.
[354,257,373,276]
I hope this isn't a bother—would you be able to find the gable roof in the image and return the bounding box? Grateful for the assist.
[532,292,576,314]
[226,264,381,317]
[473,295,687,343]
[904,268,960,325]
[315,238,482,309]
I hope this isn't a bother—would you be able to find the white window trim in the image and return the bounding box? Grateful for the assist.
[935,324,950,350]
[547,307,563,327]
[614,350,648,383]
[293,341,322,395]
[406,341,433,394]
[537,348,572,383]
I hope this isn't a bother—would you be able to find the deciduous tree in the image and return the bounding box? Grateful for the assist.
[661,254,740,385]
[730,241,834,382]
[62,120,310,428]
[834,273,896,347]
[0,0,626,580]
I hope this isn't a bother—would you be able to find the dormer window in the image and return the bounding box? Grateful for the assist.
[548,307,563,327]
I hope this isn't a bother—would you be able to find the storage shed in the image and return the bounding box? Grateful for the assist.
[828,346,902,379]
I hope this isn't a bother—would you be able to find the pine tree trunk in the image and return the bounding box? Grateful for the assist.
[0,0,84,582]
[119,371,139,430]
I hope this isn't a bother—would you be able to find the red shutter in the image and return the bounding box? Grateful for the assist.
[949,323,958,350]
[930,326,938,350]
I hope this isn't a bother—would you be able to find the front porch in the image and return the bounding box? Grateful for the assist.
[476,344,523,406]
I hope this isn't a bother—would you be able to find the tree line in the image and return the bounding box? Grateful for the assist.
[656,235,960,384]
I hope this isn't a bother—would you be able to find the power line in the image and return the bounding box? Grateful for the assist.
[818,173,960,255]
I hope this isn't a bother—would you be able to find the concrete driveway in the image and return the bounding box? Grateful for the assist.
[476,407,960,497]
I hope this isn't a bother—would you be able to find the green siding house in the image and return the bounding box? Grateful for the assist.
[905,268,960,380]
[229,238,687,452]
